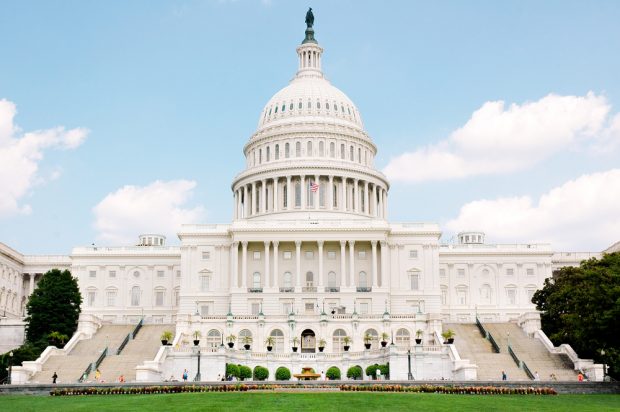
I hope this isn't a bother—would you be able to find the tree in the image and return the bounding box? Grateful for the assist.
[25,269,82,345]
[532,252,620,379]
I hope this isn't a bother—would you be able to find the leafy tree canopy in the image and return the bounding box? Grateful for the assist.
[532,252,620,379]
[25,269,82,345]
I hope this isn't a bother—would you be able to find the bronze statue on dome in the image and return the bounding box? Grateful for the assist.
[305,8,314,28]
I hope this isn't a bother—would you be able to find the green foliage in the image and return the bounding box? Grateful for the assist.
[25,269,82,345]
[252,365,269,381]
[47,331,69,346]
[365,364,379,378]
[238,365,252,380]
[275,366,291,381]
[533,252,620,379]
[379,364,389,378]
[325,366,341,380]
[0,342,46,383]
[346,365,362,379]
[226,363,239,378]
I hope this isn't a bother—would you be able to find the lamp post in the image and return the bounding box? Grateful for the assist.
[8,351,13,385]
[601,349,608,381]
[194,341,201,382]
[407,349,413,380]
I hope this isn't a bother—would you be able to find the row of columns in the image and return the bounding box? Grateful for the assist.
[230,240,386,291]
[233,175,388,219]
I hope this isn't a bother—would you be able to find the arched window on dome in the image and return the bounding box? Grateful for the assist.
[340,144,345,159]
[317,101,321,109]
[275,144,279,160]
[364,150,368,165]
[307,101,311,109]
[285,143,290,158]
[294,182,301,207]
[334,102,338,111]
[266,146,270,162]
[348,107,351,115]
[329,142,335,158]
[283,185,287,208]
[358,148,361,163]
[319,141,324,157]
[326,102,330,110]
[307,141,312,156]
[282,104,285,112]
[349,146,354,161]
[259,148,262,164]
[341,105,345,112]
[296,141,301,157]
[333,184,338,208]
[274,105,278,113]
[360,188,365,212]
[298,101,302,109]
[290,102,293,111]
[269,107,272,115]
[319,181,325,207]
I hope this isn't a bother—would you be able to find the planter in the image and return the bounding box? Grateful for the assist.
[318,346,325,352]
[267,346,273,352]
[193,340,200,346]
[415,339,422,344]
[292,347,298,352]
[161,340,168,346]
[381,341,387,347]
[343,345,350,352]
[228,342,234,349]
[447,338,454,344]
[244,344,250,350]
[364,343,371,350]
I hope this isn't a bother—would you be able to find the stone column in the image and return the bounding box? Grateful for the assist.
[295,241,302,289]
[317,241,324,288]
[340,241,347,288]
[364,181,370,215]
[378,187,384,218]
[353,179,359,213]
[261,179,267,214]
[328,175,334,210]
[273,178,279,213]
[372,184,377,217]
[301,175,306,210]
[273,241,279,290]
[242,185,247,218]
[264,241,270,289]
[380,241,388,289]
[341,178,346,211]
[241,241,248,289]
[29,273,35,295]
[348,241,355,288]
[371,240,378,288]
[286,176,292,210]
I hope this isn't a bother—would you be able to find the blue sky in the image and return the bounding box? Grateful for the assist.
[1,0,619,254]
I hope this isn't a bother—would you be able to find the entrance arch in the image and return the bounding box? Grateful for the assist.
[301,329,316,353]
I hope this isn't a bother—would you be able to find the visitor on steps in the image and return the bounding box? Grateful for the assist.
[534,371,540,381]
[95,369,101,382]
[183,369,189,382]
[501,370,507,381]
[52,372,58,384]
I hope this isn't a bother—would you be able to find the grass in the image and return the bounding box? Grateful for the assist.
[0,392,619,412]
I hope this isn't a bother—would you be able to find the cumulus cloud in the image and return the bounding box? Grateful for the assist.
[445,169,620,250]
[384,92,619,182]
[93,180,206,245]
[0,99,89,217]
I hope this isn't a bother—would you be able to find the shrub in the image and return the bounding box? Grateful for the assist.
[379,363,389,378]
[253,365,269,381]
[366,364,379,378]
[346,366,362,380]
[226,363,240,378]
[326,366,341,380]
[275,366,291,381]
[238,365,252,380]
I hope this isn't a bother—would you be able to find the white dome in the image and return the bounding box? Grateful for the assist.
[257,75,364,131]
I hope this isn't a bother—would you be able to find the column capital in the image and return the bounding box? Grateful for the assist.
[371,240,377,247]
[317,240,324,247]
[380,241,388,247]
[286,175,292,182]
[273,241,280,247]
[241,241,249,248]
[348,240,356,246]
[264,241,270,248]
[295,240,302,248]
[232,241,239,247]
[340,240,347,247]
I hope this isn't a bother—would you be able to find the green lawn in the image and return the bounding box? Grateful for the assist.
[0,392,618,412]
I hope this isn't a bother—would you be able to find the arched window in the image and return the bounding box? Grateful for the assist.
[328,271,337,287]
[396,328,410,348]
[275,144,279,160]
[131,286,140,306]
[333,184,338,208]
[329,142,335,157]
[106,288,117,307]
[296,141,301,157]
[358,147,361,163]
[364,328,379,348]
[281,104,285,112]
[340,143,345,159]
[440,285,448,305]
[283,272,292,288]
[253,272,261,288]
[349,145,354,161]
[319,141,324,156]
[154,287,165,307]
[266,146,270,162]
[294,182,301,207]
[332,329,347,353]
[207,329,221,350]
[239,329,252,343]
[358,271,368,288]
[283,184,288,208]
[86,287,97,307]
[307,141,313,156]
[298,101,302,109]
[305,271,314,286]
[326,102,330,110]
[270,329,285,352]
[285,143,290,158]
[259,148,262,164]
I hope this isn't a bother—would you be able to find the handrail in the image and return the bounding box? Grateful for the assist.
[507,345,534,380]
[508,345,519,366]
[522,361,535,380]
[78,347,108,383]
[132,317,144,339]
[94,347,108,370]
[117,334,130,355]
[475,316,487,338]
[487,332,501,353]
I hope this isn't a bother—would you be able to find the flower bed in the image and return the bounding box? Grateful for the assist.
[339,384,557,395]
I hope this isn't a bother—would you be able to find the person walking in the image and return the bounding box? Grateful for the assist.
[182,369,189,382]
[578,372,584,382]
[52,372,58,384]
[501,370,507,381]
[95,368,101,382]
[534,371,540,381]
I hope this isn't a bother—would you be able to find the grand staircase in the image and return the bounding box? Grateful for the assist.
[30,325,133,384]
[96,324,172,383]
[444,323,528,381]
[484,323,577,381]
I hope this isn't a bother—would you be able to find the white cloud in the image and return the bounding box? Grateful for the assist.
[445,169,620,250]
[0,99,89,217]
[93,180,206,245]
[384,92,619,182]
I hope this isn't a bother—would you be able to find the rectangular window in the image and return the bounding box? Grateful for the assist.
[358,251,367,259]
[202,251,210,260]
[176,270,181,277]
[304,302,315,314]
[410,274,419,290]
[359,302,369,314]
[109,270,116,278]
[507,289,516,305]
[87,291,96,307]
[253,251,261,260]
[200,304,210,317]
[89,270,96,278]
[526,289,535,302]
[457,269,465,276]
[157,270,165,278]
[319,182,325,206]
[283,185,288,208]
[106,291,116,307]
[155,291,164,306]
[441,289,447,305]
[283,251,292,260]
[327,251,336,259]
[200,276,209,292]
[305,251,314,259]
[174,290,180,306]
[409,250,418,258]
[333,185,338,208]
[526,268,534,276]
[251,302,261,315]
[439,269,446,277]
[340,143,345,159]
[282,301,293,315]
[506,268,514,276]
[457,290,467,305]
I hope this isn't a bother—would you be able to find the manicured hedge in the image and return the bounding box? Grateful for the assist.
[275,366,291,381]
[238,365,252,381]
[346,366,362,380]
[253,366,269,381]
[326,366,341,380]
[226,364,239,378]
[365,364,389,379]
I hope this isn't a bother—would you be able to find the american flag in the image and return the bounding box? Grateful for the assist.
[310,181,319,192]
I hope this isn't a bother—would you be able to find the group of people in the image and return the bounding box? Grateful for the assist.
[501,369,586,382]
